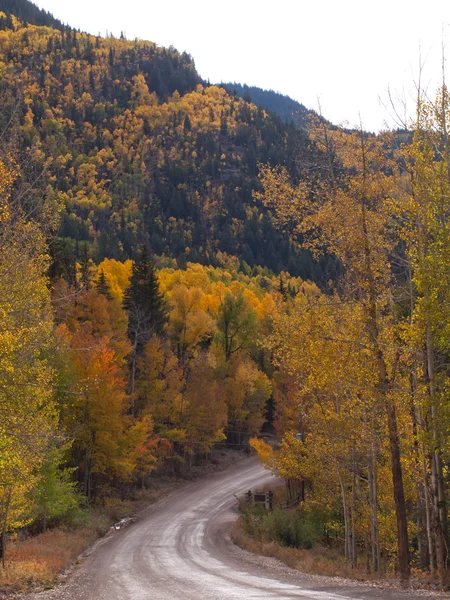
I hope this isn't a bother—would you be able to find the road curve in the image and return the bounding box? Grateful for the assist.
[26,458,447,600]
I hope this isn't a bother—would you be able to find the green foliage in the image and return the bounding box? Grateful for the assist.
[241,505,325,550]
[222,83,319,129]
[123,247,169,351]
[32,443,80,529]
[95,269,112,299]
[217,292,257,360]
[265,508,320,549]
[49,238,77,287]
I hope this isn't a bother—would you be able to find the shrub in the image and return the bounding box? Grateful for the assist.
[239,503,326,550]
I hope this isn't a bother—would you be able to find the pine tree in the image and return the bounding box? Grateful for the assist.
[123,247,168,407]
[278,274,286,299]
[79,241,90,289]
[123,246,167,350]
[95,269,112,300]
[49,238,77,287]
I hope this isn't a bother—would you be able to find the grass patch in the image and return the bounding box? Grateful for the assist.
[1,529,92,592]
[0,510,110,594]
[0,487,172,594]
[231,497,390,582]
[232,518,379,580]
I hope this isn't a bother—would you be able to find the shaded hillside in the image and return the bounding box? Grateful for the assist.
[222,83,318,129]
[0,0,66,30]
[0,11,336,282]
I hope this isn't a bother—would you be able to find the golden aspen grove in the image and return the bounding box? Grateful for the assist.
[2,0,450,593]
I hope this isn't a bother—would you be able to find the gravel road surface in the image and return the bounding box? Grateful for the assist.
[23,458,449,600]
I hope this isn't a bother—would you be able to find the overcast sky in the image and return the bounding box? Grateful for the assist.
[33,0,449,132]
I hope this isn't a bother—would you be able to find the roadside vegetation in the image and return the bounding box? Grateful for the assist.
[250,85,450,587]
[231,486,365,579]
[232,491,443,587]
[0,477,170,592]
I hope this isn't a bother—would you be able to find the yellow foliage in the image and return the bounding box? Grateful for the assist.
[96,258,132,301]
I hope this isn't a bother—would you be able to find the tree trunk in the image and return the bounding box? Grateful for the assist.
[0,487,13,568]
[426,325,448,584]
[129,344,137,417]
[351,458,357,568]
[360,188,410,584]
[385,396,410,584]
[368,437,380,572]
[431,452,446,583]
[0,528,5,569]
[84,456,92,499]
[417,401,436,574]
[423,459,436,574]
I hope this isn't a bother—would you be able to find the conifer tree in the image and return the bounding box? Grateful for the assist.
[123,247,168,405]
[95,269,112,300]
[49,238,77,287]
[79,241,90,289]
[123,246,167,349]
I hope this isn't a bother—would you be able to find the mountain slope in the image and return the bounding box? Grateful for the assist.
[0,7,335,282]
[0,0,65,29]
[222,83,318,129]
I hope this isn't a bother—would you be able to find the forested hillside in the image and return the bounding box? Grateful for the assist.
[0,12,337,282]
[0,0,65,29]
[222,83,317,129]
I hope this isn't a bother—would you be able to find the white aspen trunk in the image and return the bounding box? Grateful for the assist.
[426,325,447,584]
[351,458,357,568]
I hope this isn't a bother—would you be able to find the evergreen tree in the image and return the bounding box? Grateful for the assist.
[49,238,77,288]
[95,269,112,300]
[123,247,168,407]
[79,241,90,289]
[123,246,168,350]
[278,274,286,299]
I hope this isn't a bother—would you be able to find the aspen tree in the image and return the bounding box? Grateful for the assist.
[257,126,411,582]
[398,82,450,584]
[0,157,56,561]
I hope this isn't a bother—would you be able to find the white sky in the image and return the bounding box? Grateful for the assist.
[33,0,450,132]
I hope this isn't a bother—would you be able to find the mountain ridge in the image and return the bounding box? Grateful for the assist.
[0,0,66,30]
[0,1,337,284]
[221,83,318,129]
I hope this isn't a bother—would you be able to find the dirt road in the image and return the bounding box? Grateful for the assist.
[24,458,448,600]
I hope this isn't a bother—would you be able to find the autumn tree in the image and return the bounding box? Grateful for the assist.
[224,353,271,446]
[168,283,215,365]
[0,156,56,562]
[396,82,450,583]
[96,258,132,302]
[57,327,154,498]
[217,291,257,361]
[257,126,412,582]
[183,352,227,459]
[68,287,131,367]
[136,336,184,427]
